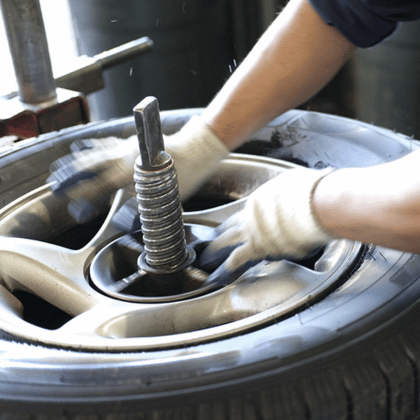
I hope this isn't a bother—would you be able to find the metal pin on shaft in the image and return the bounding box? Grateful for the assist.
[133,96,171,171]
[133,97,194,273]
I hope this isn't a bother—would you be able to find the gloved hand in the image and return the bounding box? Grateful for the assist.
[47,115,229,223]
[48,136,138,223]
[198,167,335,286]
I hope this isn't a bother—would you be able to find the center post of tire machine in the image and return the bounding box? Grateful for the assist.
[133,96,195,276]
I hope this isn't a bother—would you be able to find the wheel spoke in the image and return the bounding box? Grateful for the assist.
[168,260,329,331]
[82,188,135,249]
[216,259,328,314]
[183,198,246,227]
[55,302,132,340]
[0,236,105,316]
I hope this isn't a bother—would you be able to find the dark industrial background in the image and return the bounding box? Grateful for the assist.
[68,0,420,140]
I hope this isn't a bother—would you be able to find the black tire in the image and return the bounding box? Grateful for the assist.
[0,109,419,420]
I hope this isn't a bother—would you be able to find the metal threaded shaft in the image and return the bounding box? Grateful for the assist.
[133,97,188,272]
[134,160,188,270]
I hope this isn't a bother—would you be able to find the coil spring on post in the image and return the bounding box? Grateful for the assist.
[135,159,188,272]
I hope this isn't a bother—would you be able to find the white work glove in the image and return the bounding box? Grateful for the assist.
[47,116,229,223]
[199,167,335,286]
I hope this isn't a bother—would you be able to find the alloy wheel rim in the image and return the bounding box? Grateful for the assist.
[0,154,361,351]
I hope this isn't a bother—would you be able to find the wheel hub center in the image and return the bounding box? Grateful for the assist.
[90,224,217,303]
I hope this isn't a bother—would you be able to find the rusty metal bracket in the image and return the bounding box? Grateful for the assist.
[0,88,89,139]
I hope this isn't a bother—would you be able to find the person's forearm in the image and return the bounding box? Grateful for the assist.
[201,0,355,150]
[313,150,420,253]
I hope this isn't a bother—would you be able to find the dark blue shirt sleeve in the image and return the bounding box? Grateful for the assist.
[308,0,420,47]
